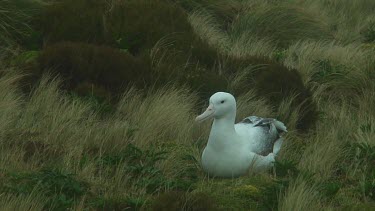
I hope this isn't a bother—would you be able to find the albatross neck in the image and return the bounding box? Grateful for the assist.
[212,115,236,132]
[207,113,237,149]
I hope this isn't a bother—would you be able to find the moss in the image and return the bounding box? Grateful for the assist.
[191,175,275,210]
[232,185,261,198]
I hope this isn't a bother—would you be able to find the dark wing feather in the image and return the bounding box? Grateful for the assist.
[239,116,288,156]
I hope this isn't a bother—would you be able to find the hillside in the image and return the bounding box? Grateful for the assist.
[0,0,374,210]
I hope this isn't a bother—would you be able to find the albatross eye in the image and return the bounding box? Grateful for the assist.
[220,100,225,104]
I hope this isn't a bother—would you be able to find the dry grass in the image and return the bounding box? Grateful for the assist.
[1,0,375,210]
[278,177,322,211]
[0,191,45,211]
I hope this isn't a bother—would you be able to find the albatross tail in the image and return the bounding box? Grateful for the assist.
[274,120,288,132]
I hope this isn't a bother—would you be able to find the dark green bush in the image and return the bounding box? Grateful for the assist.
[98,143,198,194]
[33,0,227,101]
[37,0,113,45]
[107,0,192,54]
[254,65,318,132]
[37,41,153,100]
[99,144,169,193]
[185,67,228,100]
[106,0,221,68]
[2,168,89,210]
[223,55,318,132]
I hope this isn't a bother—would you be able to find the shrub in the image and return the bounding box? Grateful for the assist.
[36,42,153,100]
[254,67,318,132]
[99,143,169,193]
[106,0,221,68]
[37,0,113,45]
[34,0,226,101]
[2,168,89,210]
[223,55,318,132]
[107,0,193,54]
[184,66,229,100]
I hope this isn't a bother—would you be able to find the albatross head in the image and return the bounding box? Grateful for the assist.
[195,92,236,122]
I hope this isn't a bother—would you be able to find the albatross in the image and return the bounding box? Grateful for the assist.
[196,92,287,178]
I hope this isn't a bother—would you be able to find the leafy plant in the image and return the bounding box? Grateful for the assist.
[272,49,287,62]
[100,144,170,193]
[1,168,88,210]
[318,181,341,200]
[312,59,349,83]
[10,50,40,66]
[274,159,300,178]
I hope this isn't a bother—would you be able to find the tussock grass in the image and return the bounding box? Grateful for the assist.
[279,178,322,211]
[0,191,45,211]
[0,0,31,46]
[1,0,375,209]
[188,9,230,52]
[294,0,375,43]
[230,3,333,48]
[116,87,199,146]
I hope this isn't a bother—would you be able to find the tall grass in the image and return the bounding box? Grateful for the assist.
[230,3,333,48]
[0,0,43,55]
[278,178,322,210]
[294,0,375,43]
[0,191,45,211]
[1,0,375,209]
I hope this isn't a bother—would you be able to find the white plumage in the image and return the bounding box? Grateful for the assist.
[196,92,287,178]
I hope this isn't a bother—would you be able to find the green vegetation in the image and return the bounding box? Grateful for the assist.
[1,0,375,210]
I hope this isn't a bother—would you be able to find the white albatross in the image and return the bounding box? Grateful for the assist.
[196,92,287,178]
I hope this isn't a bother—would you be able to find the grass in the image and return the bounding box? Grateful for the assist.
[1,0,375,210]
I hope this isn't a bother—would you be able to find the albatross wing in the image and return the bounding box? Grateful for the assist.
[236,116,287,156]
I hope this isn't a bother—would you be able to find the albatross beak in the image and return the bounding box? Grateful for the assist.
[195,104,215,122]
